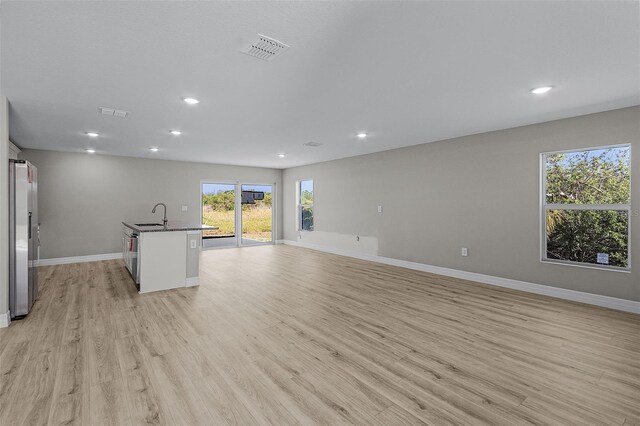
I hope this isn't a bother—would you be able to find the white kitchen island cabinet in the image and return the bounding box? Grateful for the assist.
[122,222,215,294]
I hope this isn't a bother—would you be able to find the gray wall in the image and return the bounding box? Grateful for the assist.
[18,150,283,259]
[14,106,640,303]
[283,106,640,302]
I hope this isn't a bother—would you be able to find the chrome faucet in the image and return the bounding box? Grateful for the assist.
[152,203,168,226]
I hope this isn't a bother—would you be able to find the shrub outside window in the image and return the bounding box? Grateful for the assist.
[541,145,631,270]
[298,179,314,231]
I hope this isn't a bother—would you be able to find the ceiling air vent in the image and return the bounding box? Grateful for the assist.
[304,141,323,147]
[98,107,129,118]
[241,34,289,61]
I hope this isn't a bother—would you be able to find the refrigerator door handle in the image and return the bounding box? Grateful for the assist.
[28,212,32,240]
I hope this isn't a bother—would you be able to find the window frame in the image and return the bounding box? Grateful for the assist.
[539,143,632,272]
[297,179,314,232]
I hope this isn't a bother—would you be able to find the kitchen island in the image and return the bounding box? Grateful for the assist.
[122,221,216,293]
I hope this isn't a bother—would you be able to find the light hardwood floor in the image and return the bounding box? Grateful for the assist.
[1,245,639,425]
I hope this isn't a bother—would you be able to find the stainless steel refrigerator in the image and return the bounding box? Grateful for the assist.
[9,160,39,319]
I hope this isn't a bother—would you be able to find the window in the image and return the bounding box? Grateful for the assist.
[298,179,314,231]
[541,145,631,270]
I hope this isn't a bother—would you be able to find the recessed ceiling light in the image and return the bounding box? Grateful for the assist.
[530,86,553,95]
[170,130,182,136]
[149,147,159,152]
[277,153,286,158]
[85,132,99,137]
[357,132,368,139]
[183,97,199,105]
[85,149,96,154]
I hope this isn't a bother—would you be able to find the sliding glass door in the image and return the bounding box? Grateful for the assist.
[241,184,273,245]
[201,182,275,248]
[201,183,237,248]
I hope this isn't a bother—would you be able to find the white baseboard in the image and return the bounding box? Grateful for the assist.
[186,277,199,287]
[282,240,640,314]
[0,311,10,328]
[37,252,123,266]
[275,239,285,245]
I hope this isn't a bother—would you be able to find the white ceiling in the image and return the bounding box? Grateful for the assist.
[2,1,639,169]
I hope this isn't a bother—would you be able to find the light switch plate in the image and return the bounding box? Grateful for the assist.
[182,205,188,212]
[377,205,383,213]
[461,247,468,257]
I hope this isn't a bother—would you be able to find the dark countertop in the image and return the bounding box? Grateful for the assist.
[123,221,218,233]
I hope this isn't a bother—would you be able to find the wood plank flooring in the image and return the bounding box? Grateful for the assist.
[1,245,638,425]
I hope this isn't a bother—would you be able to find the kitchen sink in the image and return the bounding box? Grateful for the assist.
[135,223,165,227]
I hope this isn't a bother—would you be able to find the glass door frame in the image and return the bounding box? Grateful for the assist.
[200,180,239,250]
[200,180,276,250]
[239,182,276,247]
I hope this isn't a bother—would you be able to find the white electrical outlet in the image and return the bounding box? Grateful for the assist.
[190,240,197,249]
[461,247,468,257]
[377,205,383,213]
